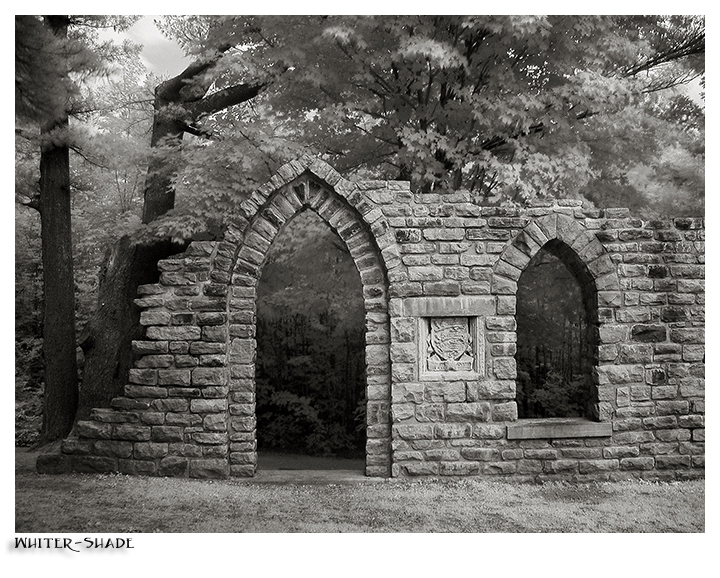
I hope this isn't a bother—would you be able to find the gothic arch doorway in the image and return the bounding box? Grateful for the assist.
[222,166,393,477]
[255,209,367,467]
[515,239,598,419]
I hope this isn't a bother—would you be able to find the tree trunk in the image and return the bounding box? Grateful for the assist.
[77,236,186,420]
[78,49,262,418]
[141,98,184,224]
[36,15,78,445]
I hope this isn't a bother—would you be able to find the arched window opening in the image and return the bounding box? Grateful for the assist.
[515,240,597,419]
[255,209,367,465]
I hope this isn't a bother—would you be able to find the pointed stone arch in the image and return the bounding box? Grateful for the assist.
[210,157,396,477]
[493,213,621,421]
[494,213,618,291]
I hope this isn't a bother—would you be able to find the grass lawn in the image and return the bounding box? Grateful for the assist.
[15,447,704,533]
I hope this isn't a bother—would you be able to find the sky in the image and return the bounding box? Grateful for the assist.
[110,16,191,77]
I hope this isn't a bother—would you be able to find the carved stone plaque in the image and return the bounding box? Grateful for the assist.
[427,317,474,372]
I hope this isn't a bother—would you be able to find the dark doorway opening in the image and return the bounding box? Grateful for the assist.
[515,240,597,419]
[255,210,367,469]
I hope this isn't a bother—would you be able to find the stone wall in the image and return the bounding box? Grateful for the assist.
[41,156,704,482]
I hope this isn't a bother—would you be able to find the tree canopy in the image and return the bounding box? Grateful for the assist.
[132,15,703,241]
[14,14,705,444]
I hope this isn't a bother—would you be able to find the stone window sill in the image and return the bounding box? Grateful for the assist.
[506,418,612,440]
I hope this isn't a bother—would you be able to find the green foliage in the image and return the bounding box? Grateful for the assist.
[255,211,366,458]
[516,247,591,419]
[150,15,703,221]
[14,15,705,443]
[517,369,587,419]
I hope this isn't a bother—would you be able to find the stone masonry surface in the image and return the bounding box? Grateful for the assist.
[40,156,704,482]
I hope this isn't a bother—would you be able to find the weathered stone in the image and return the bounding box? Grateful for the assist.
[461,447,500,461]
[446,402,490,422]
[93,440,134,459]
[631,324,666,342]
[49,162,703,483]
[134,442,168,460]
[151,426,185,443]
[73,455,120,474]
[36,453,72,474]
[146,326,202,341]
[189,458,229,479]
[423,381,465,403]
[128,369,158,385]
[190,398,228,413]
[157,369,192,387]
[158,456,189,477]
[112,424,151,442]
[76,421,113,440]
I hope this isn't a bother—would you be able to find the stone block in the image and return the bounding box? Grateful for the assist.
[189,459,229,479]
[128,369,158,385]
[599,325,628,344]
[446,402,490,422]
[559,447,603,460]
[134,442,168,460]
[124,385,167,399]
[423,281,462,296]
[36,453,72,474]
[440,461,481,475]
[620,457,655,470]
[467,380,515,401]
[229,416,256,433]
[491,402,518,421]
[595,364,644,385]
[112,424,151,442]
[656,400,690,416]
[404,462,440,476]
[390,342,416,364]
[157,369,192,387]
[631,324,666,342]
[415,403,445,422]
[139,311,171,326]
[472,424,506,439]
[168,443,203,458]
[678,415,704,428]
[61,438,95,455]
[89,408,139,424]
[158,456,189,477]
[603,446,640,459]
[655,455,692,469]
[193,432,229,445]
[392,382,424,403]
[76,421,113,440]
[523,448,558,460]
[617,344,653,364]
[482,461,518,475]
[72,455,119,474]
[654,429,691,442]
[152,398,189,412]
[132,340,169,355]
[152,426,185,443]
[425,449,461,461]
[543,459,579,474]
[423,381,466,403]
[461,447,500,461]
[493,358,516,379]
[394,424,434,440]
[111,397,151,411]
[190,398,228,413]
[93,440,134,459]
[670,328,704,344]
[434,424,472,439]
[146,326,202,341]
[229,452,257,465]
